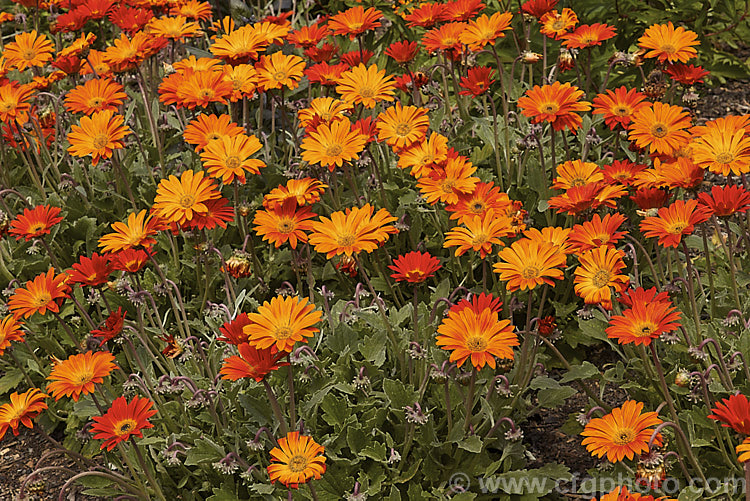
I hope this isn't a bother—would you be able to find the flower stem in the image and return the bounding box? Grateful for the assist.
[463,367,476,433]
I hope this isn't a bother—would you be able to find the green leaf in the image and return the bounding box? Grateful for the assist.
[360,441,386,461]
[184,438,226,466]
[538,386,577,408]
[559,362,600,383]
[360,331,388,367]
[383,379,417,410]
[0,369,24,394]
[321,393,350,428]
[346,426,367,454]
[457,435,483,453]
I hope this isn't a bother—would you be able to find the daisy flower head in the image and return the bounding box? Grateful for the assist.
[267,432,327,488]
[518,81,591,132]
[581,400,663,462]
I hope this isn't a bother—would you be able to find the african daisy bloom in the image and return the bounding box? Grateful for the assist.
[523,226,573,254]
[628,102,692,155]
[698,184,750,217]
[403,2,446,28]
[8,205,63,241]
[640,199,710,248]
[104,32,166,72]
[223,64,259,101]
[377,104,430,149]
[398,132,449,178]
[64,78,127,115]
[548,182,626,216]
[539,8,578,39]
[638,22,699,63]
[573,247,629,310]
[691,122,750,177]
[255,52,306,92]
[67,110,130,166]
[0,316,25,355]
[521,0,558,18]
[152,170,222,226]
[336,64,396,109]
[218,313,252,345]
[421,22,467,59]
[389,251,442,283]
[3,31,54,71]
[209,25,268,64]
[98,210,161,253]
[460,11,513,51]
[305,62,349,87]
[253,200,316,249]
[446,182,511,224]
[200,133,266,184]
[436,306,518,369]
[493,239,566,292]
[0,82,35,124]
[561,23,616,49]
[384,41,419,64]
[0,389,48,441]
[287,23,330,48]
[183,114,245,152]
[46,351,117,401]
[708,394,750,434]
[91,307,126,346]
[263,178,328,210]
[327,6,382,39]
[581,400,663,463]
[738,439,750,463]
[219,342,288,382]
[146,15,201,41]
[605,302,682,346]
[309,204,397,258]
[517,81,591,132]
[168,70,233,109]
[568,213,627,252]
[551,160,603,190]
[244,295,323,353]
[67,253,114,287]
[592,87,649,130]
[300,119,367,170]
[268,432,327,488]
[602,160,647,186]
[443,211,513,258]
[170,0,213,21]
[91,396,157,451]
[417,156,480,205]
[665,63,709,85]
[458,66,495,97]
[8,268,70,319]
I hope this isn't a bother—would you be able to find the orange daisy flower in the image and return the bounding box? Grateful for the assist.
[268,432,327,488]
[523,226,573,254]
[640,199,710,248]
[460,11,513,51]
[398,132,449,178]
[421,22,467,58]
[255,52,306,92]
[442,0,486,22]
[0,82,35,124]
[443,211,513,258]
[80,49,112,77]
[67,253,114,287]
[110,249,150,273]
[327,6,382,39]
[244,295,323,352]
[709,394,750,434]
[739,439,750,463]
[98,210,162,253]
[417,156,480,205]
[638,22,699,63]
[210,25,268,64]
[592,87,649,130]
[549,182,627,216]
[67,110,130,166]
[200,133,266,184]
[219,342,288,382]
[146,15,201,41]
[263,178,328,210]
[602,159,647,186]
[152,170,221,226]
[493,239,566,291]
[64,78,127,115]
[183,113,245,152]
[336,64,396,109]
[8,268,70,319]
[518,81,591,132]
[551,160,603,190]
[539,8,578,39]
[573,247,629,309]
[223,64,258,101]
[300,119,367,170]
[0,316,25,356]
[46,351,117,401]
[253,200,316,249]
[309,204,397,258]
[0,389,48,440]
[305,62,349,87]
[170,0,213,21]
[561,23,616,49]
[436,306,518,369]
[605,301,681,346]
[446,182,511,225]
[628,102,691,155]
[9,205,63,241]
[388,251,441,283]
[692,118,750,176]
[3,30,54,71]
[403,2,445,27]
[581,400,663,462]
[104,32,165,72]
[376,103,429,149]
[170,69,234,109]
[287,23,330,48]
[91,396,157,451]
[568,213,627,252]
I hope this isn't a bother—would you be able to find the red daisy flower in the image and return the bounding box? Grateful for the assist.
[67,253,114,287]
[520,0,558,19]
[91,396,157,451]
[9,205,63,241]
[639,199,710,248]
[709,394,750,434]
[618,286,672,309]
[697,184,750,217]
[664,63,709,85]
[110,249,151,273]
[605,301,682,346]
[561,23,616,49]
[388,251,442,283]
[458,66,495,97]
[91,307,126,346]
[218,313,252,345]
[219,342,288,382]
[385,41,419,64]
